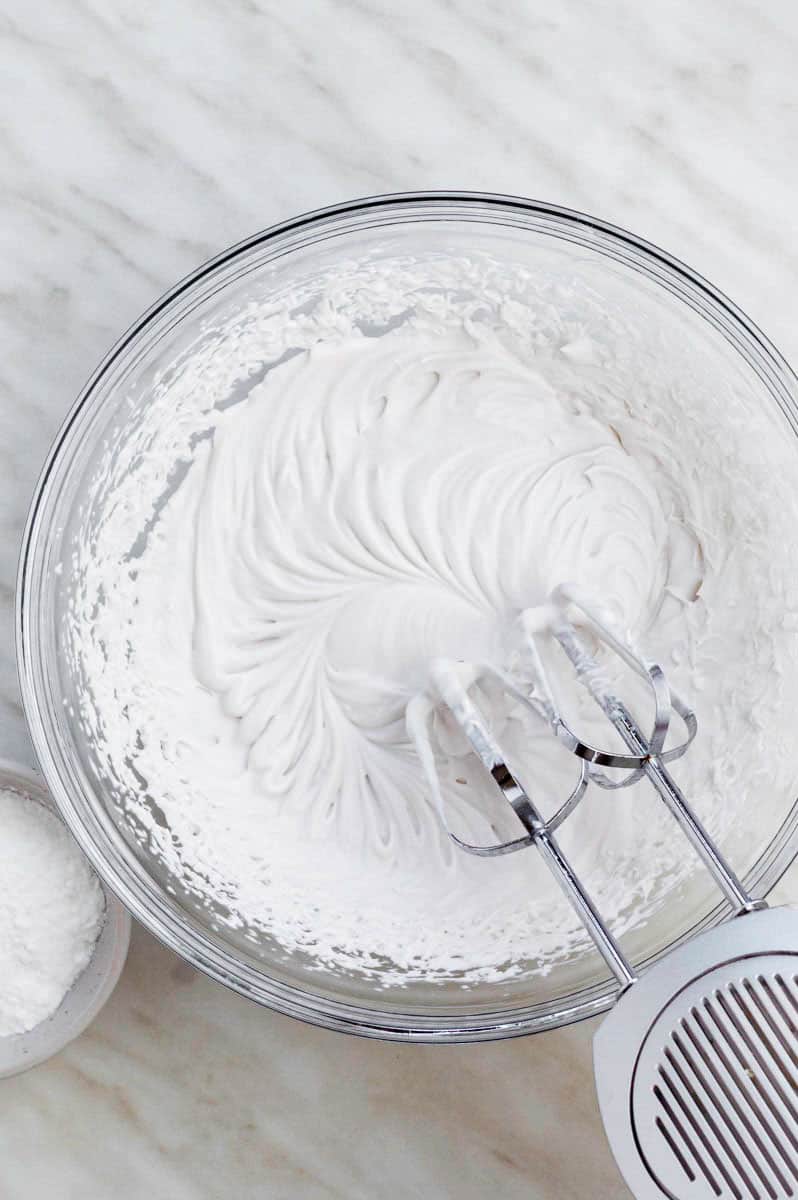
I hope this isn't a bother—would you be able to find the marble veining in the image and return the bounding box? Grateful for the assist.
[1,0,797,1196]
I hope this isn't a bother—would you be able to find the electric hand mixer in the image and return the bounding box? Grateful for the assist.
[409,584,798,1200]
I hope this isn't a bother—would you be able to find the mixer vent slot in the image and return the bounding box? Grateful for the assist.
[651,972,798,1199]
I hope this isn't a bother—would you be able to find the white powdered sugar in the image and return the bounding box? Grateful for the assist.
[0,789,105,1037]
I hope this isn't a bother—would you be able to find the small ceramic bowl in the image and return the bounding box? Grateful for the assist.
[0,758,130,1078]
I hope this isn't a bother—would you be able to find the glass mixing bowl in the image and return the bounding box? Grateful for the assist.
[17,193,798,1041]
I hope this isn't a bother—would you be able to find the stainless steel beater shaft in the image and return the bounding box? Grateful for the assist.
[553,620,764,917]
[493,758,639,990]
[424,662,639,990]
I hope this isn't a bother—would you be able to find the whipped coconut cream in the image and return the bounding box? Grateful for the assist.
[67,252,798,986]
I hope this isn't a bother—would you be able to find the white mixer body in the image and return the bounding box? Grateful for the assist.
[594,906,798,1200]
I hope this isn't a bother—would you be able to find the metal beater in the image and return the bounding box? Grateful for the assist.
[409,584,798,1200]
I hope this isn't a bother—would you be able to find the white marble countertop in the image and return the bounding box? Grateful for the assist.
[2,2,798,1196]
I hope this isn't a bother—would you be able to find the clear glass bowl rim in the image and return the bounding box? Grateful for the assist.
[16,190,798,1042]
